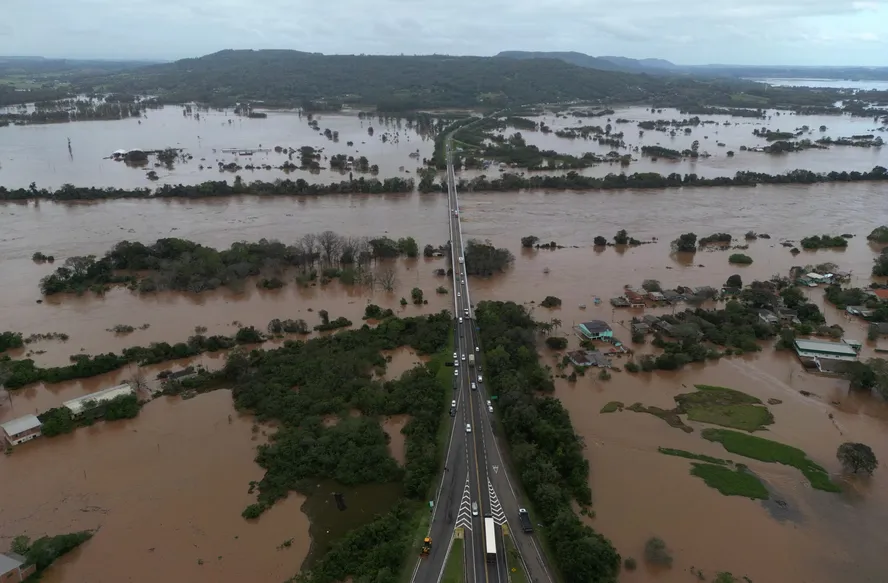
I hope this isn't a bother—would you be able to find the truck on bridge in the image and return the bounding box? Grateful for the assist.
[518,508,533,533]
[468,354,475,367]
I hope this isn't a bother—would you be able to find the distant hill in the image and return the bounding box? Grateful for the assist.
[83,49,683,109]
[496,51,678,74]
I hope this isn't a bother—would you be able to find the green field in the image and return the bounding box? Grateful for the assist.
[657,447,729,465]
[690,462,769,499]
[600,401,624,413]
[702,428,840,492]
[441,538,465,583]
[676,385,774,432]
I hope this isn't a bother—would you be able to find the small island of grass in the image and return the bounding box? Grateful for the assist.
[702,428,840,492]
[628,384,774,433]
[690,462,769,499]
[600,401,624,413]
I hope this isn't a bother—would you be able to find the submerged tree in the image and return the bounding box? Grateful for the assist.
[837,442,878,475]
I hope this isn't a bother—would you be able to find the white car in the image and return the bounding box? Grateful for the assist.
[453,352,458,360]
[487,402,493,413]
[475,346,479,352]
[465,423,472,433]
[459,317,463,323]
[461,354,466,361]
[458,292,461,297]
[451,399,457,409]
[477,375,483,383]
[471,382,477,391]
[454,369,459,376]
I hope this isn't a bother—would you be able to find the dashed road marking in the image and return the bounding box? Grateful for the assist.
[456,476,473,531]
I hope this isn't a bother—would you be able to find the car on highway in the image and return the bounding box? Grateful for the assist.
[472,501,478,516]
[477,375,483,382]
[451,399,457,409]
[453,352,457,360]
[458,317,463,323]
[465,423,472,433]
[454,368,459,376]
[486,399,493,413]
[464,308,469,317]
[457,292,461,297]
[471,382,477,391]
[461,354,466,361]
[475,346,479,352]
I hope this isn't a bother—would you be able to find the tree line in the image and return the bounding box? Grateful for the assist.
[39,233,422,295]
[475,300,621,583]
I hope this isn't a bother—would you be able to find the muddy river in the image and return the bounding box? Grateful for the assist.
[2,165,888,580]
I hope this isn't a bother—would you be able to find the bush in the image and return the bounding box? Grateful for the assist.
[614,229,630,245]
[800,235,848,250]
[866,226,888,244]
[644,537,673,566]
[728,253,753,265]
[725,274,742,288]
[699,233,732,246]
[625,361,640,373]
[545,337,568,350]
[436,286,448,294]
[593,236,607,246]
[598,369,611,381]
[540,295,562,308]
[521,235,540,248]
[624,557,637,571]
[641,279,661,292]
[411,287,424,305]
[671,233,697,253]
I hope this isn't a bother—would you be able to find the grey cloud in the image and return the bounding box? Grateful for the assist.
[0,0,886,65]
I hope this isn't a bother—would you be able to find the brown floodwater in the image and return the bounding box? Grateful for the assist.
[0,107,434,189]
[2,182,888,582]
[0,390,310,583]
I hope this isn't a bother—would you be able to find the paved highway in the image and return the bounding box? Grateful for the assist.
[411,132,555,583]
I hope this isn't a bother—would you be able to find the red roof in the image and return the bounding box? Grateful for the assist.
[874,289,888,300]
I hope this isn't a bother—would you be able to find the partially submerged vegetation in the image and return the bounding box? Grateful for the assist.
[690,463,769,499]
[625,385,774,433]
[39,233,421,295]
[702,428,841,492]
[476,300,620,583]
[9,531,94,578]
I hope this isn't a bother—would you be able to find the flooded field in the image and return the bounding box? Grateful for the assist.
[0,390,310,583]
[1,103,886,191]
[513,105,888,179]
[0,107,435,189]
[2,174,888,581]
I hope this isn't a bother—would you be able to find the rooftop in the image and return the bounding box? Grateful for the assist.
[580,320,612,333]
[873,289,888,300]
[0,414,41,436]
[794,339,859,358]
[0,553,26,573]
[63,383,134,415]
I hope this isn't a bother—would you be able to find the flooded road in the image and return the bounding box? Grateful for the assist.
[1,179,888,581]
[0,390,310,583]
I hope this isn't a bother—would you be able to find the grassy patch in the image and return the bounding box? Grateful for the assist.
[627,402,693,432]
[690,462,769,499]
[677,385,774,432]
[628,385,773,433]
[600,401,624,413]
[441,538,465,583]
[503,534,529,583]
[657,447,729,465]
[702,428,841,493]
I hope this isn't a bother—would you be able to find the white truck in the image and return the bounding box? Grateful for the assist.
[468,354,476,367]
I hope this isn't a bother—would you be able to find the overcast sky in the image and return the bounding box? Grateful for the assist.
[2,0,887,66]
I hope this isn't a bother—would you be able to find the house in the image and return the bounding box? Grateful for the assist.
[661,289,682,302]
[647,291,665,302]
[0,553,36,582]
[692,286,718,298]
[655,320,677,336]
[642,314,660,326]
[623,290,646,308]
[609,296,630,308]
[631,321,650,335]
[1,414,42,446]
[846,306,874,318]
[567,350,611,368]
[868,322,888,337]
[757,310,779,325]
[63,383,135,418]
[576,320,614,340]
[775,308,800,325]
[873,289,888,301]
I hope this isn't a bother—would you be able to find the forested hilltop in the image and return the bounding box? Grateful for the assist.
[74,49,844,111]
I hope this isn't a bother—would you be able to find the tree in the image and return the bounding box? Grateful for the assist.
[422,244,436,258]
[613,230,629,245]
[837,442,878,475]
[780,285,805,309]
[397,237,419,258]
[11,535,30,555]
[593,236,607,247]
[641,279,661,292]
[540,296,562,308]
[377,267,397,292]
[411,287,424,304]
[318,230,342,265]
[545,337,568,350]
[671,233,697,253]
[521,235,540,248]
[644,536,672,566]
[725,274,742,288]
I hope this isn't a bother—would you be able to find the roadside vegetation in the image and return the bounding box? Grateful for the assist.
[220,311,452,582]
[476,300,621,583]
